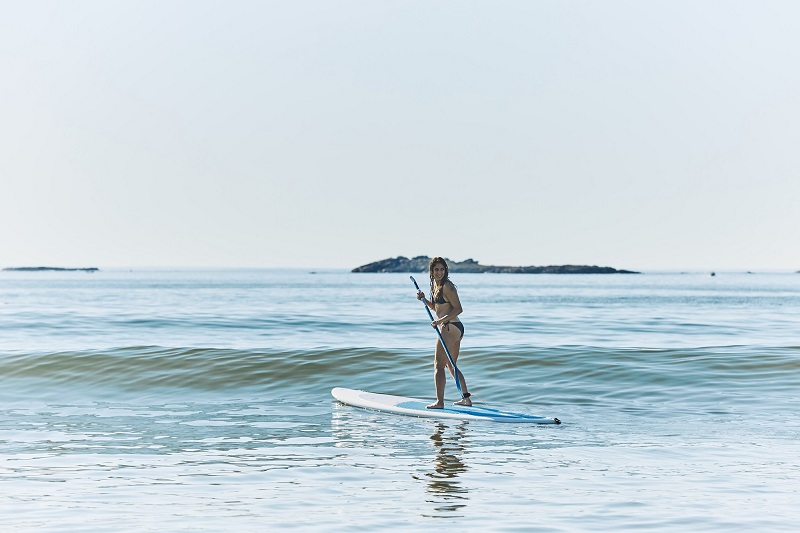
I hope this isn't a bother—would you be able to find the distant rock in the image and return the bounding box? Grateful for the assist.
[352,256,638,274]
[3,267,99,272]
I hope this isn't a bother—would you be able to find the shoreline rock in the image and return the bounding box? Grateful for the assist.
[3,267,99,272]
[352,256,638,274]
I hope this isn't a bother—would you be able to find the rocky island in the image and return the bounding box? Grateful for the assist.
[3,267,99,272]
[352,256,638,274]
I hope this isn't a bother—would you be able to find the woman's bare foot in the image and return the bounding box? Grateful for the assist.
[453,396,472,407]
[426,401,444,409]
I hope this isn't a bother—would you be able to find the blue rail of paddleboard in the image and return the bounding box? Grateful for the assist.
[395,401,549,421]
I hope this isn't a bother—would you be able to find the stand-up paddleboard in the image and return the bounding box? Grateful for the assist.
[332,388,561,424]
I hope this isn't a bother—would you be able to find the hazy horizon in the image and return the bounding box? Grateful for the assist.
[2,261,797,274]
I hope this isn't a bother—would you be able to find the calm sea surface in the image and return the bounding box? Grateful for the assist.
[1,269,799,531]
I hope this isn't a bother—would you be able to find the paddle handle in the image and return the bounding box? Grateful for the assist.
[410,276,463,394]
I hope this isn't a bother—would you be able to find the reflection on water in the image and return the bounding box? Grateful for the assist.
[416,422,469,517]
[330,407,472,518]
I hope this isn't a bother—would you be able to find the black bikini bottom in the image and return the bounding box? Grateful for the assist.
[444,321,464,339]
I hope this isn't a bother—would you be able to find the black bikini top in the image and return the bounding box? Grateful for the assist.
[432,285,448,304]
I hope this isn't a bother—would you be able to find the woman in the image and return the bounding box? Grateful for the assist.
[416,257,472,409]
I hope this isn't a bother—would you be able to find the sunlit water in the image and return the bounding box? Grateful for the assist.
[1,269,799,531]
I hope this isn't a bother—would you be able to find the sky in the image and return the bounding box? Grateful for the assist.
[1,1,798,271]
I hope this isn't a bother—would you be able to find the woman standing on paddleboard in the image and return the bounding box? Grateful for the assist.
[416,257,472,409]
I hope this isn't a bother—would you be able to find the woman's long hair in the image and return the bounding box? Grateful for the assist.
[429,257,456,300]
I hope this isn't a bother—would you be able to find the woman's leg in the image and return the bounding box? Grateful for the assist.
[427,325,468,408]
[443,325,470,406]
[427,340,449,409]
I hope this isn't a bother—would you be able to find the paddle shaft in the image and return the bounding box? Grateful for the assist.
[410,276,463,394]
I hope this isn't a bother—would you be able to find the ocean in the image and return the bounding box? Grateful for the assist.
[1,268,798,531]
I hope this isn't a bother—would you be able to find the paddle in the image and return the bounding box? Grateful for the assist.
[410,275,464,395]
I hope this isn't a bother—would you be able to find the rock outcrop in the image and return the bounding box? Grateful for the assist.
[352,256,638,274]
[3,267,99,272]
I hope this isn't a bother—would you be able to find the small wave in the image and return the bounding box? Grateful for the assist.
[0,346,422,398]
[2,345,797,408]
[476,345,800,411]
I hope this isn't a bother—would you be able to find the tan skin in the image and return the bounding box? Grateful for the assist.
[416,263,471,408]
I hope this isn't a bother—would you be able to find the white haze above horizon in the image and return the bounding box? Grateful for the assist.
[2,1,799,271]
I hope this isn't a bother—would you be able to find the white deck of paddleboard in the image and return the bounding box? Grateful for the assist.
[332,388,560,424]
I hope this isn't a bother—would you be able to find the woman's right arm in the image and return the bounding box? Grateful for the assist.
[417,291,435,310]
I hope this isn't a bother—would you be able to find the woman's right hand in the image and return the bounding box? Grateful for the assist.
[416,290,425,301]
